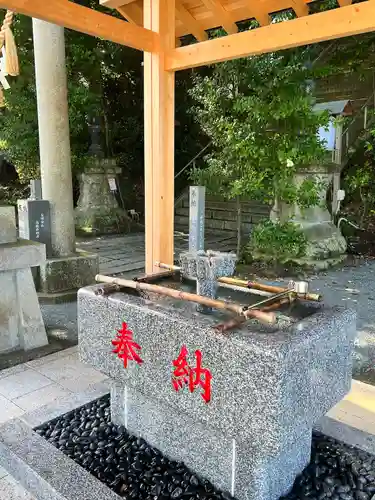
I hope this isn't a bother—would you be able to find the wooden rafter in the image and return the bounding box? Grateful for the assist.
[175,0,208,41]
[117,3,143,25]
[0,0,157,52]
[100,0,143,26]
[165,1,375,71]
[290,0,309,17]
[201,0,238,35]
[337,0,353,6]
[247,1,271,26]
[100,0,136,8]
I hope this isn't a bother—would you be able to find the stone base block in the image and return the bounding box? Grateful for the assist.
[111,383,311,500]
[0,239,46,272]
[0,268,48,353]
[38,251,99,297]
[75,207,130,236]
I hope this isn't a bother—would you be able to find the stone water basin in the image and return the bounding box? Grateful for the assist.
[78,278,356,500]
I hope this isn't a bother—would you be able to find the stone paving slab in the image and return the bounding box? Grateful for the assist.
[77,232,237,276]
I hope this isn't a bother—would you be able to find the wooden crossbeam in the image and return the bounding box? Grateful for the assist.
[201,0,238,35]
[175,0,208,41]
[0,0,157,52]
[337,0,353,6]
[166,1,375,71]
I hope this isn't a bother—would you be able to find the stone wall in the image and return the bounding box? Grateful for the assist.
[315,70,373,104]
[174,191,270,236]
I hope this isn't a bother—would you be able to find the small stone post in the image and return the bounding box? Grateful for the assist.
[189,186,205,252]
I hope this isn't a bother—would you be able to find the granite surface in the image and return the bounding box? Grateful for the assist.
[21,380,110,428]
[39,251,99,294]
[0,239,47,353]
[315,415,375,457]
[16,268,48,351]
[78,285,356,500]
[0,239,46,272]
[0,418,119,500]
[0,205,17,245]
[79,286,356,446]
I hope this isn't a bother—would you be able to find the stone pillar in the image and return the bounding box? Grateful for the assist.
[32,20,99,302]
[32,19,75,258]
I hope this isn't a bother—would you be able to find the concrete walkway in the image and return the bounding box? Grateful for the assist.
[0,347,110,499]
[0,346,374,498]
[77,231,237,276]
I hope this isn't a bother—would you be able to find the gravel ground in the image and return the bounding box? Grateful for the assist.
[300,258,375,382]
[35,396,375,500]
[41,302,78,341]
[238,257,375,383]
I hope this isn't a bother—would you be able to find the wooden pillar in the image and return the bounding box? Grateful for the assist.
[144,0,175,274]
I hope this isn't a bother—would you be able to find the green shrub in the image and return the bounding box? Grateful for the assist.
[245,219,307,262]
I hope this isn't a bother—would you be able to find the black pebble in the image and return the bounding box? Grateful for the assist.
[34,396,375,500]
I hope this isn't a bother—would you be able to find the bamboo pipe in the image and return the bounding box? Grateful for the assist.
[95,274,276,325]
[156,262,272,297]
[214,295,296,333]
[155,262,321,302]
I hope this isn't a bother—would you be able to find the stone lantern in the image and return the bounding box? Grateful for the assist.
[75,117,129,235]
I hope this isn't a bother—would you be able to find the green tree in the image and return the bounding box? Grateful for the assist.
[189,46,330,206]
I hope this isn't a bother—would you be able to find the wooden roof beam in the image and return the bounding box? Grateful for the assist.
[175,0,208,41]
[201,0,238,35]
[0,0,158,52]
[337,0,352,6]
[165,1,375,71]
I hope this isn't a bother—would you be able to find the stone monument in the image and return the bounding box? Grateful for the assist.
[270,164,347,269]
[189,186,205,252]
[75,117,129,235]
[78,265,356,500]
[0,205,48,352]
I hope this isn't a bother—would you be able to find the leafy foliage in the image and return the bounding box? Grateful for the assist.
[0,5,204,208]
[244,219,307,262]
[189,45,329,206]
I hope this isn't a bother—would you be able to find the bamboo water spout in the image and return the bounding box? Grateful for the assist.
[155,262,322,302]
[95,274,277,325]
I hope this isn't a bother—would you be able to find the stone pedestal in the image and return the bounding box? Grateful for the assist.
[0,206,48,352]
[38,251,99,304]
[75,158,128,235]
[271,164,347,269]
[179,250,237,313]
[78,284,356,500]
